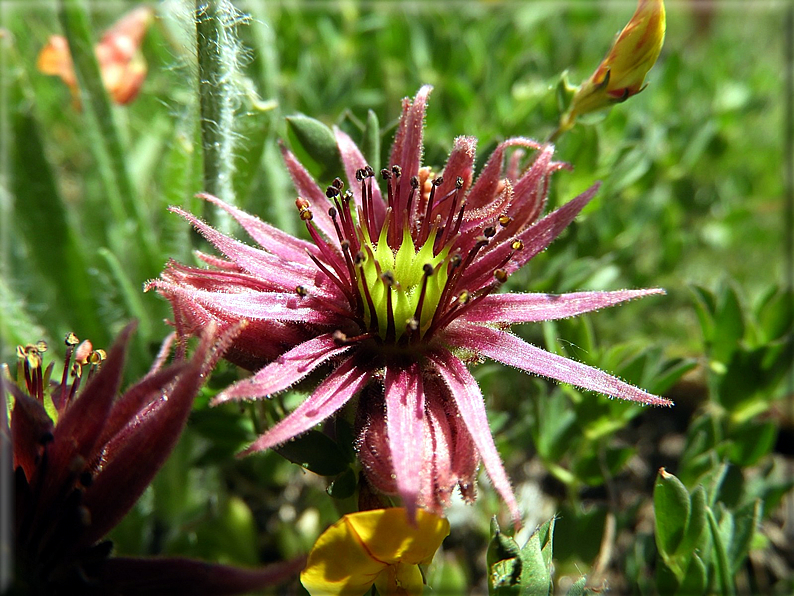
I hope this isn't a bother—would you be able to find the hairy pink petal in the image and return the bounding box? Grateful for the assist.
[241,356,372,455]
[279,143,338,243]
[462,182,599,288]
[169,207,319,290]
[461,289,666,324]
[384,362,426,521]
[390,85,432,210]
[436,135,477,198]
[465,137,541,213]
[197,193,315,265]
[507,144,555,228]
[153,282,338,324]
[334,127,386,224]
[446,324,674,407]
[212,333,351,404]
[428,349,521,528]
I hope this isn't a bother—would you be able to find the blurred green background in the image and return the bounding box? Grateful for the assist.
[2,0,791,593]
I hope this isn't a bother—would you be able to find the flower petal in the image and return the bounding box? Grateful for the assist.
[152,282,337,324]
[240,355,372,455]
[280,142,339,243]
[212,333,352,404]
[301,515,386,596]
[198,192,316,265]
[461,288,665,324]
[334,126,386,224]
[427,349,521,528]
[390,85,432,211]
[169,207,320,291]
[384,362,425,521]
[435,135,477,200]
[462,182,600,288]
[343,508,449,565]
[446,323,674,406]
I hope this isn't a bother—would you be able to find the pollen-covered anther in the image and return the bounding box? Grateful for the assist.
[295,285,308,297]
[326,185,340,199]
[405,318,419,332]
[75,340,93,365]
[494,269,508,284]
[457,290,470,304]
[498,214,513,227]
[391,165,401,177]
[332,177,344,190]
[65,332,79,346]
[455,176,464,189]
[354,250,366,266]
[511,239,524,251]
[295,197,313,220]
[332,330,348,344]
[381,168,391,180]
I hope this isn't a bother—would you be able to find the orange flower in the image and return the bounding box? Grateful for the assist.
[37,5,154,106]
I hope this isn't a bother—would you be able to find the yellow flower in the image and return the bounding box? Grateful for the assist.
[301,508,450,596]
[556,0,666,137]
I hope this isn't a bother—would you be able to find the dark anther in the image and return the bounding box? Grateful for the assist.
[483,226,496,238]
[381,271,396,286]
[433,176,444,187]
[392,165,402,177]
[364,165,375,177]
[354,251,366,265]
[475,236,489,247]
[296,197,311,210]
[332,177,344,190]
[449,253,462,269]
[455,176,464,189]
[381,168,392,180]
[295,285,308,297]
[422,263,434,276]
[355,169,365,181]
[494,269,508,284]
[326,186,340,198]
[410,176,420,189]
[80,471,93,487]
[340,239,351,251]
[328,206,337,218]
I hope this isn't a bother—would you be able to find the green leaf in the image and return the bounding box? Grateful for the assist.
[274,429,350,476]
[756,288,793,343]
[689,285,716,345]
[327,467,357,500]
[487,518,522,595]
[654,468,691,561]
[676,485,707,557]
[711,284,745,366]
[677,553,708,596]
[727,420,777,467]
[707,507,736,596]
[286,114,343,179]
[518,518,554,596]
[728,499,762,574]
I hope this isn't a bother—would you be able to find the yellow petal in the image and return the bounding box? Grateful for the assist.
[345,508,450,566]
[301,516,385,596]
[373,562,425,596]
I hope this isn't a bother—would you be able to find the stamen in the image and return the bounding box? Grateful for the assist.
[419,177,442,246]
[381,272,397,342]
[60,333,79,408]
[358,263,379,332]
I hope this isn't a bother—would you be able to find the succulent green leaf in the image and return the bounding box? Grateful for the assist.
[654,468,691,560]
[707,507,736,596]
[728,499,762,574]
[675,485,707,557]
[677,553,707,596]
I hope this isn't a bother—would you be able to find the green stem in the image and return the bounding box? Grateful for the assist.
[195,0,242,230]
